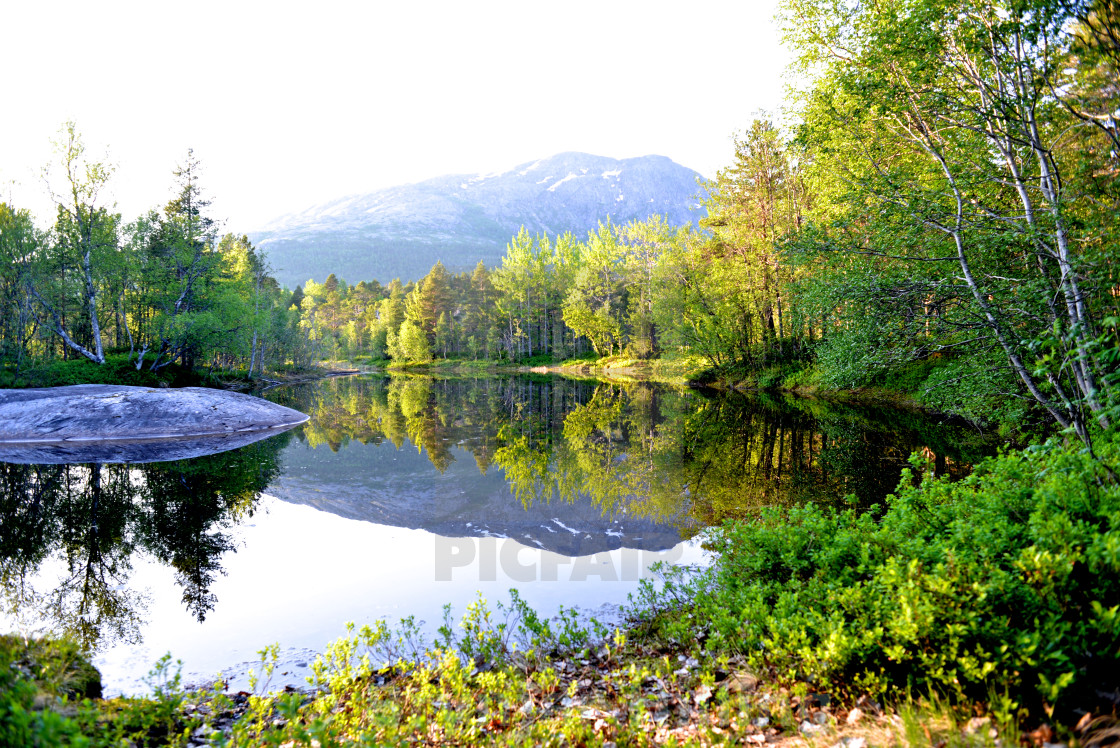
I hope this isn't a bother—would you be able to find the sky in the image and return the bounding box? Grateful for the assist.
[1,0,791,233]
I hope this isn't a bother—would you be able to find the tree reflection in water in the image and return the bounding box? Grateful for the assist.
[281,375,995,537]
[0,434,288,650]
[1,375,994,657]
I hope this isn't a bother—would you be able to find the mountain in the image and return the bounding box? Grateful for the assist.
[250,152,707,288]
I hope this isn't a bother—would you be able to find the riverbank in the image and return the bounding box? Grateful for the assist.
[0,620,979,748]
[5,429,1115,746]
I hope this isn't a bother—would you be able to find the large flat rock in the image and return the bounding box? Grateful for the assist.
[0,385,308,463]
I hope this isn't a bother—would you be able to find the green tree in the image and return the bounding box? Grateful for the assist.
[562,222,626,356]
[0,204,38,366]
[217,234,275,375]
[140,149,224,370]
[461,261,495,356]
[783,0,1117,440]
[617,216,681,359]
[435,312,453,358]
[702,120,807,362]
[406,262,453,343]
[653,229,759,368]
[493,228,547,359]
[30,122,118,364]
[397,319,432,363]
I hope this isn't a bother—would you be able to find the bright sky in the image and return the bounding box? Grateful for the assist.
[1,0,790,233]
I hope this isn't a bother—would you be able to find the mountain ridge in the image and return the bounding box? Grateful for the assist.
[250,152,707,288]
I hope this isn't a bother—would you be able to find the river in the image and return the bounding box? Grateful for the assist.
[0,373,993,695]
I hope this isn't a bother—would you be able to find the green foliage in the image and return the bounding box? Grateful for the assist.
[2,137,310,379]
[0,203,40,367]
[198,593,723,746]
[917,351,1034,427]
[754,362,804,390]
[0,352,207,389]
[91,655,198,746]
[637,433,1120,720]
[781,0,1118,440]
[0,634,102,701]
[781,362,820,390]
[0,635,96,747]
[396,320,432,363]
[683,119,807,370]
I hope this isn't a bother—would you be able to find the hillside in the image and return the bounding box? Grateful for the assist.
[250,152,707,288]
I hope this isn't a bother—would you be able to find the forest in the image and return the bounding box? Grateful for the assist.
[2,0,1117,445]
[0,127,311,383]
[229,0,1120,441]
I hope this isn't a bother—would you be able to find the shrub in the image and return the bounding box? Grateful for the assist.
[917,349,1034,428]
[0,353,210,390]
[0,635,98,746]
[782,363,820,389]
[639,432,1120,722]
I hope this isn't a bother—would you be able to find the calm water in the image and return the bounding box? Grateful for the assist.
[0,374,992,694]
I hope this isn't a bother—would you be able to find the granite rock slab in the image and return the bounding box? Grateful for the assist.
[0,385,309,464]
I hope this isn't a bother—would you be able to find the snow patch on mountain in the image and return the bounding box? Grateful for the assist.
[546,173,582,192]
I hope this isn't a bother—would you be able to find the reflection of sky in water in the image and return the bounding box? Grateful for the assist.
[85,495,706,696]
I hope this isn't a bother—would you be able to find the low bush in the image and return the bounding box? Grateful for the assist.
[0,353,210,390]
[637,431,1120,722]
[877,356,941,394]
[916,349,1036,429]
[755,362,808,390]
[0,635,99,746]
[781,363,819,389]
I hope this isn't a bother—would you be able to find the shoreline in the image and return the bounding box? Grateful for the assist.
[355,357,970,420]
[3,363,1087,745]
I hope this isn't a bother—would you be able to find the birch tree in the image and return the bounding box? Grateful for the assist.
[32,122,117,364]
[784,0,1117,442]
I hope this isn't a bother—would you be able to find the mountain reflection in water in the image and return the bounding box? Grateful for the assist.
[1,374,995,689]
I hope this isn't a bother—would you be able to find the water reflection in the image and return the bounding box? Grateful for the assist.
[0,427,297,465]
[2,374,994,670]
[273,375,992,537]
[0,435,288,649]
